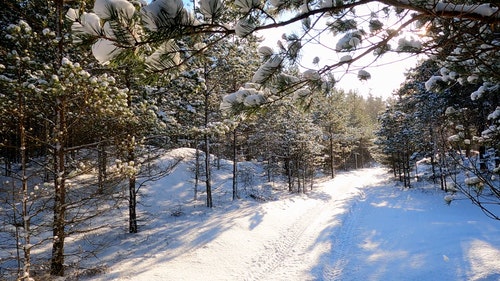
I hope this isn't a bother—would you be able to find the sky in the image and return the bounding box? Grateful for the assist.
[185,0,421,99]
[255,3,424,100]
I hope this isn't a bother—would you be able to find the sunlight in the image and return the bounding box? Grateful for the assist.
[466,240,500,280]
[368,249,408,262]
[371,201,389,207]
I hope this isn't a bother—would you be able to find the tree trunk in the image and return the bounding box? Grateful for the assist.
[128,143,138,234]
[51,98,67,276]
[329,135,335,178]
[479,145,487,171]
[204,85,213,208]
[19,91,31,280]
[288,159,293,192]
[97,142,107,194]
[205,134,212,208]
[129,176,137,233]
[194,145,200,201]
[232,129,238,200]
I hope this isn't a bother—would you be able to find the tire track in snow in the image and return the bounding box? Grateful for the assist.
[321,189,365,280]
[244,168,385,281]
[244,197,328,281]
[322,168,388,280]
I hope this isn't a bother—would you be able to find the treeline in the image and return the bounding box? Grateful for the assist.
[0,1,385,279]
[376,59,500,220]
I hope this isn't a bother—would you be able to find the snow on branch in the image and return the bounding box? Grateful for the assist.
[199,0,223,20]
[94,0,135,20]
[145,40,182,71]
[141,0,187,31]
[235,0,261,13]
[235,17,257,37]
[92,38,123,65]
[220,85,267,112]
[434,3,499,18]
[252,55,283,84]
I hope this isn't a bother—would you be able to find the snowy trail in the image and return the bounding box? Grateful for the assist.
[90,166,500,281]
[94,167,387,281]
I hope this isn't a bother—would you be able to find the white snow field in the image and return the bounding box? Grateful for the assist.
[86,148,500,281]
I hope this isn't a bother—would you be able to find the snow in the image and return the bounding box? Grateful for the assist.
[92,38,121,65]
[425,75,443,92]
[74,12,102,36]
[74,148,500,281]
[357,69,371,80]
[302,69,320,80]
[397,36,422,51]
[257,46,273,57]
[94,0,135,20]
[234,0,261,13]
[488,107,500,120]
[235,18,256,38]
[340,55,352,62]
[434,3,499,18]
[252,55,283,83]
[199,0,222,19]
[141,0,184,31]
[335,32,362,51]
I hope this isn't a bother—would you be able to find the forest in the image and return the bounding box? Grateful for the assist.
[0,0,499,280]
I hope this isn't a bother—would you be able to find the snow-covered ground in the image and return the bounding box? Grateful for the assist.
[81,148,500,281]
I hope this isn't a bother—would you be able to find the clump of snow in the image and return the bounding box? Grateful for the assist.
[467,74,480,84]
[141,0,185,31]
[61,57,73,67]
[397,36,422,51]
[235,18,256,37]
[293,88,311,99]
[470,85,486,100]
[66,8,79,21]
[302,69,320,81]
[488,107,500,120]
[357,69,371,80]
[448,134,460,142]
[335,31,363,51]
[221,87,266,110]
[145,41,181,70]
[94,0,135,20]
[465,177,482,186]
[445,106,456,115]
[434,3,499,17]
[444,194,454,205]
[102,21,116,39]
[194,42,207,51]
[425,75,443,92]
[234,0,261,13]
[92,38,122,65]
[72,12,102,36]
[199,0,222,19]
[243,93,266,106]
[340,55,352,62]
[278,73,300,84]
[258,46,274,57]
[252,55,283,84]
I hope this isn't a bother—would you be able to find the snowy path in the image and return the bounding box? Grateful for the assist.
[91,166,500,281]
